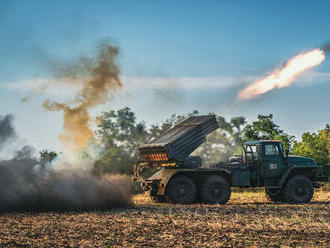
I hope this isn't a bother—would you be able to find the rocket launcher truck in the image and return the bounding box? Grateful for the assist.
[133,115,327,204]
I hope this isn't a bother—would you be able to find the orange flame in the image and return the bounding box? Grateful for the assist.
[238,49,326,100]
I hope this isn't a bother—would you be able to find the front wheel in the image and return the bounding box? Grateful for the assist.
[201,175,231,204]
[284,175,314,203]
[166,175,197,204]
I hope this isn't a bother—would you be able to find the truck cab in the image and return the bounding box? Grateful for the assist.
[242,140,320,186]
[243,140,290,187]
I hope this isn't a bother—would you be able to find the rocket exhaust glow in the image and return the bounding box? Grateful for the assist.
[238,48,326,100]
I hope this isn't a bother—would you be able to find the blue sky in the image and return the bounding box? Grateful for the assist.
[1,0,330,151]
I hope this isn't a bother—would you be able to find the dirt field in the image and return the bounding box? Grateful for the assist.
[0,188,329,248]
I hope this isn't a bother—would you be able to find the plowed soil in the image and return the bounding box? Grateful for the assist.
[1,189,329,248]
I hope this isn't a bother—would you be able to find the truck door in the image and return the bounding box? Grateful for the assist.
[262,143,286,182]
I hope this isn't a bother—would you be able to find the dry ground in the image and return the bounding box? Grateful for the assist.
[0,187,329,248]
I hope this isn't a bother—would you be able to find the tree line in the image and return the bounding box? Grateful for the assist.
[41,107,330,176]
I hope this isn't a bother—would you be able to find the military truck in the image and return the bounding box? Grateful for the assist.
[133,115,327,204]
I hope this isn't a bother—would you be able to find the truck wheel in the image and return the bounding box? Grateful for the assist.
[265,188,285,203]
[201,175,231,204]
[166,175,197,204]
[283,175,314,203]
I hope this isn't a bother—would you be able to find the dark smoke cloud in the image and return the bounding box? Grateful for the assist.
[0,115,16,150]
[0,115,131,212]
[0,160,131,211]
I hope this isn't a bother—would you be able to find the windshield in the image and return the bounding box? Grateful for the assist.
[244,145,258,162]
[265,143,283,156]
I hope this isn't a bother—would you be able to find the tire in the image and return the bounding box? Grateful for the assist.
[265,188,285,203]
[283,175,314,203]
[201,175,231,204]
[166,175,197,204]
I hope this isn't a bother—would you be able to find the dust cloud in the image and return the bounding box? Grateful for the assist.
[43,40,122,152]
[0,115,131,212]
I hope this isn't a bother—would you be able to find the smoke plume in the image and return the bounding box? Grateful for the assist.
[43,40,122,151]
[0,115,131,212]
[0,115,16,150]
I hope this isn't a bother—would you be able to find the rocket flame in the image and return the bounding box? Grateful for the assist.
[238,49,326,100]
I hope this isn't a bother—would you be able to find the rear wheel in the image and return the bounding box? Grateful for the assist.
[284,175,314,203]
[265,188,285,203]
[201,175,231,204]
[166,175,197,204]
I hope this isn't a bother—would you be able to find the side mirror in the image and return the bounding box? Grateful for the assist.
[285,149,289,159]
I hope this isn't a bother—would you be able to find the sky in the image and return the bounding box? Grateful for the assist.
[1,0,330,151]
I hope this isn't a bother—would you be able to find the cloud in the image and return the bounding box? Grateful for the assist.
[1,72,329,96]
[0,75,253,94]
[1,78,79,96]
[122,75,255,90]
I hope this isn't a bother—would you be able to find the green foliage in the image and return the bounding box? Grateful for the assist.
[94,107,148,175]
[242,114,294,150]
[39,150,58,163]
[293,125,330,176]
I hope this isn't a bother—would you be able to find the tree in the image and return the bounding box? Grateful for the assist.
[293,125,330,176]
[94,107,148,174]
[39,150,58,163]
[242,114,294,150]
